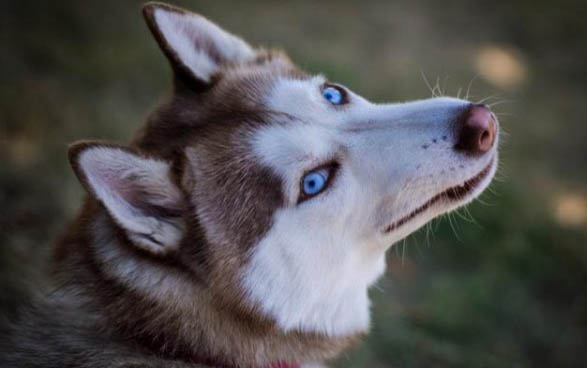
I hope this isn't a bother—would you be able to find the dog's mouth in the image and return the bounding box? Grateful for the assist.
[383,158,495,233]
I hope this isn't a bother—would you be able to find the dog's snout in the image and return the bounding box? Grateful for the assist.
[455,104,497,155]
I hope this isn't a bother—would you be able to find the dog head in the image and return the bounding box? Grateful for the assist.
[68,2,498,345]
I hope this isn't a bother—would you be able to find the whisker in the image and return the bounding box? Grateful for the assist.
[434,76,443,97]
[420,69,436,98]
[372,283,384,292]
[425,221,433,247]
[494,112,516,117]
[446,212,463,243]
[488,100,514,108]
[454,207,475,224]
[476,94,502,104]
[465,74,480,101]
[428,218,438,245]
[486,184,501,196]
[491,175,507,183]
[442,75,450,97]
[475,195,496,206]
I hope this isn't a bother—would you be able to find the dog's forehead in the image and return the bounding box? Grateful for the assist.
[264,75,328,118]
[217,50,306,89]
[195,61,328,163]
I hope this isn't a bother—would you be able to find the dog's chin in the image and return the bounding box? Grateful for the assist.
[382,155,497,235]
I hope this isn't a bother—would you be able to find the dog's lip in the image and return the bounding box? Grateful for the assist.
[383,157,495,233]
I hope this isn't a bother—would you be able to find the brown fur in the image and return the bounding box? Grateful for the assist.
[1,3,362,367]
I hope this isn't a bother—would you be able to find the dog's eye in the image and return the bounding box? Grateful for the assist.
[322,85,346,105]
[299,163,338,202]
[303,170,328,196]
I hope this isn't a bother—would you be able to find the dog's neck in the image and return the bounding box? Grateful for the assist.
[52,200,361,366]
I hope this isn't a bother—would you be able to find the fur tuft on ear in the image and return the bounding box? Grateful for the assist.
[68,141,186,255]
[142,2,255,85]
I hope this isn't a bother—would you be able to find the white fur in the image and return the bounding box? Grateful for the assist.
[78,146,184,254]
[153,8,255,82]
[91,211,197,303]
[242,77,498,336]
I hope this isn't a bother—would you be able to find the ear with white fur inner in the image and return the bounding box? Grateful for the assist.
[142,2,256,84]
[68,142,186,255]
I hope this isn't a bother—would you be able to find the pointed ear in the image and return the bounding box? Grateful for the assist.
[142,2,256,86]
[68,142,186,255]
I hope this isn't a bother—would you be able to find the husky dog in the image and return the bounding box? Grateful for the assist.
[0,2,499,367]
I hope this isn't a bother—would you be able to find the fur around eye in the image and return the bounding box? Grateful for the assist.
[298,163,339,203]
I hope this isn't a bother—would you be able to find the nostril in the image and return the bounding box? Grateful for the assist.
[481,130,490,142]
[479,123,494,151]
[455,104,497,155]
[480,129,490,146]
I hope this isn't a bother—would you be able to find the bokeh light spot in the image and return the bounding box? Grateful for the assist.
[554,193,587,227]
[475,45,527,89]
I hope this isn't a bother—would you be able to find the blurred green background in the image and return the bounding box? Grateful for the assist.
[1,0,587,367]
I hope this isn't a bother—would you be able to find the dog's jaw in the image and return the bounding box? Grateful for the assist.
[382,154,497,236]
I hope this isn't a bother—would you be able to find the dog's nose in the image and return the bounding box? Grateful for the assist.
[455,104,497,155]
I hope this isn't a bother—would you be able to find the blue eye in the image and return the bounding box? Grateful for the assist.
[302,169,329,197]
[322,86,344,105]
[299,163,339,202]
